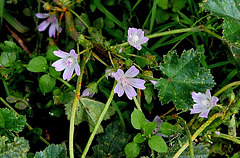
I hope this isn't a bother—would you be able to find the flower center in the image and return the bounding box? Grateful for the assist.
[201,99,211,108]
[119,77,129,86]
[47,15,56,23]
[66,57,74,66]
[131,35,139,42]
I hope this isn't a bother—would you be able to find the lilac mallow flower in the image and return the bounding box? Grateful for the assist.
[105,68,115,79]
[52,49,80,81]
[114,65,146,100]
[146,116,170,137]
[36,13,62,38]
[128,28,149,50]
[190,89,218,118]
[82,88,95,98]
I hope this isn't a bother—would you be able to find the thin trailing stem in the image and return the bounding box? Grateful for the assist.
[119,27,200,48]
[1,78,10,96]
[133,96,142,112]
[214,81,240,97]
[0,97,50,146]
[81,81,117,158]
[177,116,194,158]
[173,113,223,158]
[69,50,91,158]
[68,8,89,29]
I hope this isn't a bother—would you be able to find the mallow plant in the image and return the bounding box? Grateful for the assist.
[1,0,240,158]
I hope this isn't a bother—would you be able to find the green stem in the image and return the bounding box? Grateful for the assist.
[68,9,89,29]
[69,73,84,158]
[133,96,142,112]
[69,49,91,158]
[173,113,222,158]
[0,97,50,146]
[177,117,194,158]
[56,77,74,89]
[1,78,10,96]
[200,25,227,43]
[214,81,240,97]
[131,0,142,12]
[119,27,199,48]
[214,133,240,144]
[81,81,117,158]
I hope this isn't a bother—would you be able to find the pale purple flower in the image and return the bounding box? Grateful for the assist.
[82,88,95,98]
[215,131,220,136]
[105,68,115,79]
[52,49,80,81]
[190,89,218,118]
[0,64,3,67]
[149,76,157,85]
[114,65,146,100]
[36,13,62,38]
[128,28,149,50]
[146,116,171,137]
[150,80,157,86]
[119,47,123,53]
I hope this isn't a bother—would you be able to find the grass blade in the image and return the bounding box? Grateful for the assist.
[94,0,125,29]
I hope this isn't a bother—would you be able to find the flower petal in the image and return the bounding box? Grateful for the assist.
[75,63,80,76]
[70,49,78,59]
[49,23,56,38]
[123,85,137,100]
[199,110,210,118]
[150,80,157,86]
[82,88,90,96]
[53,50,69,58]
[114,82,124,97]
[125,65,139,77]
[139,37,149,44]
[135,45,142,50]
[63,65,75,81]
[36,13,50,19]
[128,28,136,36]
[52,59,67,71]
[206,89,211,98]
[38,20,50,32]
[114,69,124,81]
[192,92,207,103]
[128,78,146,89]
[211,96,218,107]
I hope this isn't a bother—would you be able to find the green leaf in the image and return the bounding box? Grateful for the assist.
[65,97,115,133]
[143,122,157,135]
[92,121,130,157]
[0,136,30,158]
[133,133,145,144]
[148,135,168,153]
[157,0,169,9]
[144,85,155,104]
[202,0,240,20]
[46,45,59,61]
[49,67,61,78]
[0,108,26,138]
[131,108,147,130]
[39,74,56,95]
[93,17,104,30]
[124,142,140,158]
[35,144,67,158]
[27,56,48,72]
[159,122,177,136]
[0,52,16,67]
[155,49,215,110]
[222,19,240,45]
[202,0,240,47]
